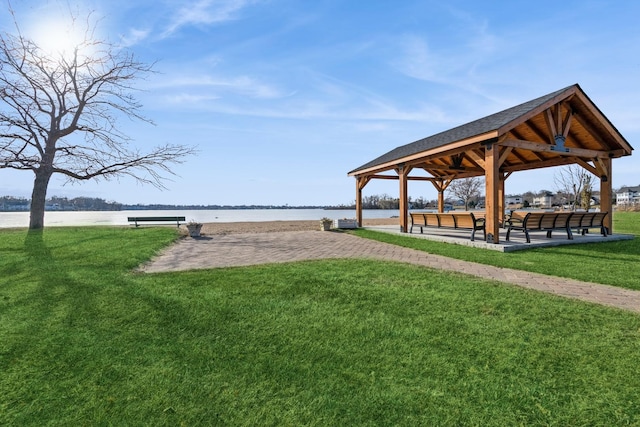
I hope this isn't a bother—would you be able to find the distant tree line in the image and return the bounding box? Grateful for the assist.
[340,194,442,210]
[0,196,122,211]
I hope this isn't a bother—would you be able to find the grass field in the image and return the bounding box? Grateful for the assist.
[1,215,639,425]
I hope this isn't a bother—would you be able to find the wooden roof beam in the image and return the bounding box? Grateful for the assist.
[423,164,484,173]
[360,173,440,182]
[501,138,621,159]
[465,150,485,169]
[573,157,599,176]
[502,157,576,173]
[498,147,514,166]
[509,128,548,161]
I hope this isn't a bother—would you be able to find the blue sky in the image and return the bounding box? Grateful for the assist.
[1,0,638,205]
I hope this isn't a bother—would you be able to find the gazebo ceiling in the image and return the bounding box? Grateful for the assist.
[348,84,633,181]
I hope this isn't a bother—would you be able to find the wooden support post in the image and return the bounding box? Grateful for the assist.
[599,158,613,233]
[398,165,410,232]
[437,191,445,213]
[355,176,370,227]
[485,143,500,243]
[498,173,505,225]
[355,178,363,227]
[432,179,452,213]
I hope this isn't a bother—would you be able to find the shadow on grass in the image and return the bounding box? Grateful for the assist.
[0,229,194,423]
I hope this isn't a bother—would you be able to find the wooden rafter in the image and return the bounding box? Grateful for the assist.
[561,104,573,137]
[466,150,485,169]
[521,120,551,143]
[572,111,609,148]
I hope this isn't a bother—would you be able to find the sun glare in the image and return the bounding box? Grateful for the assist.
[27,18,86,58]
[23,5,101,60]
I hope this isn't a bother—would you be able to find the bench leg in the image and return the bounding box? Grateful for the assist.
[505,227,511,241]
[567,228,573,240]
[524,230,531,244]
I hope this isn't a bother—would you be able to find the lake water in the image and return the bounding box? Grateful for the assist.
[0,209,400,228]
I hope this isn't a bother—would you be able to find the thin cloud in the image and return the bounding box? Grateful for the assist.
[119,28,151,47]
[162,0,257,36]
[149,73,287,101]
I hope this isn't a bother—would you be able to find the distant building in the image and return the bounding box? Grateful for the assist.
[616,186,640,205]
[533,193,554,208]
[505,195,522,206]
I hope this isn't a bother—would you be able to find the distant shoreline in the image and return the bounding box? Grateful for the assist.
[0,205,361,213]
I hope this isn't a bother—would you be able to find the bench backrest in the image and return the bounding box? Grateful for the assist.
[410,212,482,229]
[592,212,608,227]
[568,212,594,228]
[520,212,572,229]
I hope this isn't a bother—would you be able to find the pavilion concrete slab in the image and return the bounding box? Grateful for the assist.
[366,225,634,252]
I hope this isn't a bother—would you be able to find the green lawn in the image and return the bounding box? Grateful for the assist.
[1,223,640,425]
[352,211,640,290]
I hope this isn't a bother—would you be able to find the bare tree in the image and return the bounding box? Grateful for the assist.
[554,165,593,211]
[0,11,195,230]
[447,177,483,211]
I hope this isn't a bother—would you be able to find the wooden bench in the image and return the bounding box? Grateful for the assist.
[505,211,574,243]
[410,212,486,241]
[568,211,608,236]
[127,216,186,227]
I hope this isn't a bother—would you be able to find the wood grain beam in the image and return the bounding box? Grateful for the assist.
[502,157,577,173]
[501,138,616,159]
[465,150,485,169]
[422,164,484,173]
[574,158,598,176]
[498,147,513,167]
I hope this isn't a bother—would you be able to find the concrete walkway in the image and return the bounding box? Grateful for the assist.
[140,230,640,314]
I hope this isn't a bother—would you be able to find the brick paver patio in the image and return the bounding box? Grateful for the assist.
[140,230,640,314]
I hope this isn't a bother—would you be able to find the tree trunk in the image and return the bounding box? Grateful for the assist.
[29,169,53,230]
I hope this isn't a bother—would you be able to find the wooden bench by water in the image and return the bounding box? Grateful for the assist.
[505,211,608,243]
[410,211,486,241]
[127,216,185,227]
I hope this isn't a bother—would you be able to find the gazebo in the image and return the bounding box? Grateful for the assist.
[348,84,633,243]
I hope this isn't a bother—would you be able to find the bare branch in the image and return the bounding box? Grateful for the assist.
[0,8,195,229]
[447,177,484,211]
